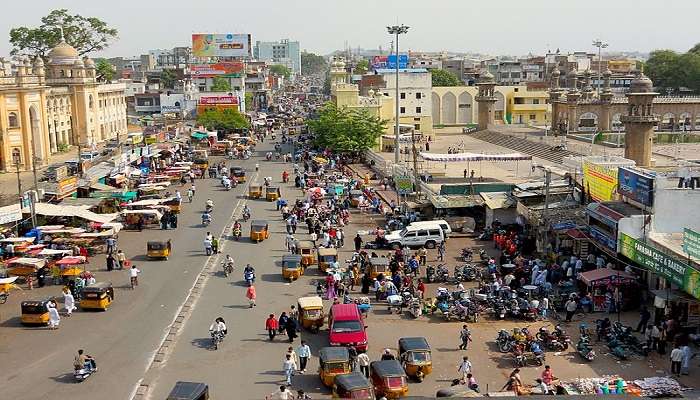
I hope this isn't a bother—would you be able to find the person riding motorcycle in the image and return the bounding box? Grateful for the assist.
[233,221,242,238]
[209,317,227,340]
[74,349,97,372]
[222,176,231,190]
[222,255,234,275]
[530,341,544,356]
[244,264,256,285]
[282,170,289,183]
[242,205,251,221]
[202,212,212,225]
[206,199,214,210]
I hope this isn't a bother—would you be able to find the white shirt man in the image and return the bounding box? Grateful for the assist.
[129,267,140,278]
[209,320,227,333]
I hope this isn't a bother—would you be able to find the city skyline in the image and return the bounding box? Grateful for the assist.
[0,0,698,59]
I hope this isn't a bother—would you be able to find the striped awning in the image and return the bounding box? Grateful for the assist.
[419,152,532,162]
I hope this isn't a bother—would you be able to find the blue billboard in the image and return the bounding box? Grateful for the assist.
[617,167,655,207]
[386,54,409,69]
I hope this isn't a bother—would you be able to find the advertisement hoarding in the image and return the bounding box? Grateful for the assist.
[582,161,619,202]
[191,62,244,78]
[617,167,655,206]
[199,96,238,105]
[192,34,251,57]
[619,232,700,300]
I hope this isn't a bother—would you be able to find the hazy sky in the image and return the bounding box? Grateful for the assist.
[1,0,698,58]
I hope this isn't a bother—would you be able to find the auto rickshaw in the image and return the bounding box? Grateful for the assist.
[318,247,338,273]
[265,186,281,202]
[297,296,324,332]
[333,372,375,399]
[398,337,432,382]
[167,381,209,400]
[248,184,263,199]
[295,240,316,266]
[370,360,408,399]
[282,254,303,281]
[80,282,114,311]
[20,299,52,325]
[319,347,352,387]
[147,240,172,260]
[368,257,390,279]
[349,190,363,207]
[250,220,269,242]
[230,166,246,183]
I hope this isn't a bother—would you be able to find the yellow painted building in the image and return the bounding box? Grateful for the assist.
[0,38,127,171]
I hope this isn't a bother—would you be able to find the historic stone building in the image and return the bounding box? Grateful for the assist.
[0,38,127,171]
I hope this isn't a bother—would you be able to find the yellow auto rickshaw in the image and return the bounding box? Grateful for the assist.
[282,254,303,281]
[80,282,114,310]
[332,372,375,399]
[398,337,432,382]
[147,240,172,260]
[250,220,269,242]
[230,166,246,183]
[21,299,52,325]
[248,184,262,199]
[319,347,352,387]
[265,186,281,202]
[370,360,408,399]
[295,240,316,266]
[368,257,390,279]
[297,296,324,332]
[318,247,338,273]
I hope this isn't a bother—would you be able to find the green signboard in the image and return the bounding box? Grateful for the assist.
[394,175,413,195]
[683,228,700,260]
[619,232,700,300]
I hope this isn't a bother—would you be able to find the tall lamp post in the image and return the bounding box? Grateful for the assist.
[387,24,409,164]
[592,39,608,97]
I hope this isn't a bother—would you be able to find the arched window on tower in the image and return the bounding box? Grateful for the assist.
[89,95,94,110]
[8,112,19,128]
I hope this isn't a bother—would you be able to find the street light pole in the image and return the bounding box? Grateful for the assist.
[592,39,608,98]
[387,24,409,165]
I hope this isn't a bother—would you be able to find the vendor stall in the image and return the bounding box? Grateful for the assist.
[579,268,638,312]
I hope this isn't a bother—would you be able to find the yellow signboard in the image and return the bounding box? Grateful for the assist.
[582,161,618,202]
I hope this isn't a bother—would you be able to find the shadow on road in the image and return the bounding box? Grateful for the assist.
[191,337,214,350]
[261,273,283,283]
[49,372,77,384]
[223,304,251,310]
[0,316,24,327]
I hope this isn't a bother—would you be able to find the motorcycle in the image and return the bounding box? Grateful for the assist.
[496,329,515,353]
[606,337,629,360]
[222,261,233,277]
[242,211,251,222]
[435,264,450,282]
[453,265,464,282]
[426,265,436,283]
[536,326,570,351]
[576,336,596,361]
[202,216,211,227]
[233,227,242,241]
[461,248,473,262]
[408,298,422,318]
[210,330,225,350]
[73,362,96,382]
[492,299,506,320]
[479,249,489,261]
[462,264,476,281]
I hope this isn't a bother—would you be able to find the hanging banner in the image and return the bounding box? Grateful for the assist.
[583,161,618,202]
[619,232,700,300]
[684,228,700,260]
[394,175,413,195]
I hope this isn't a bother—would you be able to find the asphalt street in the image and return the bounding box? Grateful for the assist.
[0,139,278,400]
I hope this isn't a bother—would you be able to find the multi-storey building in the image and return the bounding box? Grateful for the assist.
[374,68,433,134]
[254,39,301,75]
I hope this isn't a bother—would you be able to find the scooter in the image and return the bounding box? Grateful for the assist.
[233,227,242,241]
[73,362,95,382]
[210,330,225,350]
[576,337,596,361]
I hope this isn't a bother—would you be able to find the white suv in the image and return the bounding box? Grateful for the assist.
[385,225,445,249]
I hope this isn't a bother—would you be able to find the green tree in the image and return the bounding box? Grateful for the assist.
[160,69,177,89]
[197,108,249,132]
[210,76,232,92]
[301,51,327,76]
[307,102,387,152]
[270,64,291,79]
[430,69,462,87]
[245,92,254,112]
[9,9,118,59]
[94,58,115,82]
[645,50,682,92]
[353,59,369,75]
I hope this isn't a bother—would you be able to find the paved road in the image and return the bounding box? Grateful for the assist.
[0,139,277,400]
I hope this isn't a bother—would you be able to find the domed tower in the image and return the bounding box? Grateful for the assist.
[621,72,658,166]
[475,70,497,131]
[329,57,348,88]
[84,58,96,80]
[581,70,595,100]
[47,37,80,79]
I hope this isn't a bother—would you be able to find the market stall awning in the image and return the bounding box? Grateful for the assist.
[26,203,117,224]
[579,268,636,285]
[419,152,532,162]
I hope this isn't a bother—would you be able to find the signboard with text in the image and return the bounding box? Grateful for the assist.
[0,203,22,224]
[199,96,238,105]
[620,232,700,300]
[618,167,655,206]
[192,33,251,57]
[684,228,700,260]
[583,161,619,202]
[191,62,244,78]
[387,54,409,69]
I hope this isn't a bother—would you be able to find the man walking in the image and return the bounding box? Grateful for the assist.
[354,234,363,252]
[297,340,311,373]
[283,354,297,385]
[459,325,472,350]
[457,356,473,384]
[266,314,278,341]
[670,345,683,376]
[438,241,446,262]
[636,306,651,333]
[357,352,370,378]
[564,297,578,322]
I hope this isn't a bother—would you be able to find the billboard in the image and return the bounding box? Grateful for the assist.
[582,161,618,202]
[617,167,655,206]
[191,62,244,78]
[192,34,251,57]
[387,54,409,69]
[199,96,238,105]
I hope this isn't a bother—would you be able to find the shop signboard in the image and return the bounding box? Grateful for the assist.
[0,203,22,224]
[617,167,655,206]
[683,228,700,260]
[199,96,238,105]
[582,160,619,202]
[394,175,413,195]
[191,62,244,78]
[58,176,78,197]
[192,33,251,57]
[619,232,700,300]
[589,225,617,252]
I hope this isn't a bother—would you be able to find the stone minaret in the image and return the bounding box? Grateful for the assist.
[549,69,563,130]
[621,72,658,167]
[475,70,497,131]
[598,68,614,131]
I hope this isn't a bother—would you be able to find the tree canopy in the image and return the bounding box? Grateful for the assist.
[430,69,462,87]
[196,108,249,133]
[94,58,115,82]
[9,9,118,59]
[160,69,177,89]
[270,64,291,79]
[307,102,387,152]
[210,76,232,92]
[353,59,369,75]
[646,44,700,93]
[301,51,327,76]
